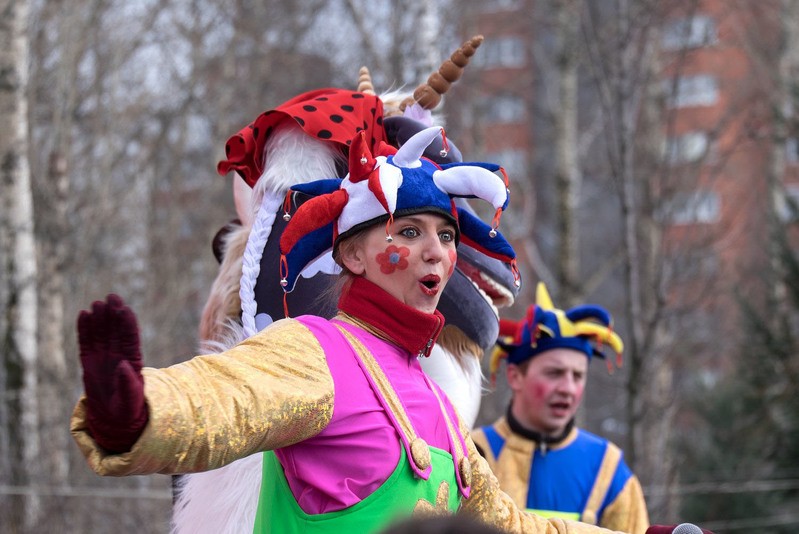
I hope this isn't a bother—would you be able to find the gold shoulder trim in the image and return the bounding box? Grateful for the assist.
[582,441,622,525]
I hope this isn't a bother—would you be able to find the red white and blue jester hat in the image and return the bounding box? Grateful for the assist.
[277,125,520,301]
[490,282,624,380]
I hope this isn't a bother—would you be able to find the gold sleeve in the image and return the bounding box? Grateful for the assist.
[599,476,650,534]
[71,318,335,477]
[459,422,626,534]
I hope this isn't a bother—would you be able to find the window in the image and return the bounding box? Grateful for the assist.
[786,137,799,164]
[662,16,718,51]
[667,249,719,282]
[475,0,522,12]
[663,190,720,225]
[484,149,528,178]
[473,36,526,68]
[484,94,526,124]
[777,184,799,222]
[665,131,709,164]
[666,75,719,108]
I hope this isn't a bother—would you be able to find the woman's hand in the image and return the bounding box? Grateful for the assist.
[77,294,148,453]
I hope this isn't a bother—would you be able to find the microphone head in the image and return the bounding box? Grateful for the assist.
[672,524,704,534]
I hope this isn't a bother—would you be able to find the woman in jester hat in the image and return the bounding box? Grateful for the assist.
[171,36,519,534]
[71,126,629,533]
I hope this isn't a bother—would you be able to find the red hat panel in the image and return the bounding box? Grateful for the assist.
[217,88,387,187]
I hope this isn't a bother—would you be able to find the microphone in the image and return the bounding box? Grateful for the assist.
[646,524,712,534]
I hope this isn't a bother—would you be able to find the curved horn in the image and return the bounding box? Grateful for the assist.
[412,35,484,110]
[357,66,376,95]
[393,126,442,168]
[433,166,508,209]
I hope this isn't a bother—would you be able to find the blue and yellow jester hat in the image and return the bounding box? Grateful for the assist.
[490,282,624,380]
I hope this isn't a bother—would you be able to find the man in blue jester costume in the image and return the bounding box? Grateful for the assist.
[472,283,650,534]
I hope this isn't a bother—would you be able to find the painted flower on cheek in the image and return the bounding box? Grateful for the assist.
[376,245,410,274]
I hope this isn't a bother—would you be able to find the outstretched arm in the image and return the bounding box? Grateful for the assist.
[77,294,148,453]
[72,296,335,476]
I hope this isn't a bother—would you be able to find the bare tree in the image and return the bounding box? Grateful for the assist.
[551,0,583,306]
[27,0,89,495]
[580,0,681,519]
[0,0,40,528]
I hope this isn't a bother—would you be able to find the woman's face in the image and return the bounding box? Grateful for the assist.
[340,213,458,314]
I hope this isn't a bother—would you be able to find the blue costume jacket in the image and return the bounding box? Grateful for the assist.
[472,413,649,534]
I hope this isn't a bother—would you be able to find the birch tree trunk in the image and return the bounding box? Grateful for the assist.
[0,0,40,528]
[36,150,69,485]
[31,0,86,490]
[553,0,582,306]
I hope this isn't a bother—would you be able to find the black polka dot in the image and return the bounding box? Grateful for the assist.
[352,93,365,99]
[262,110,274,117]
[225,144,231,155]
[294,116,305,126]
[376,117,383,125]
[346,140,352,145]
[363,121,368,130]
[330,114,343,123]
[318,129,332,139]
[341,104,354,112]
[355,127,363,133]
[237,137,245,143]
[265,126,273,138]
[303,105,317,112]
[371,107,376,115]
[315,97,329,101]
[253,127,259,139]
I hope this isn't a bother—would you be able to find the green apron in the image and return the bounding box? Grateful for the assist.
[253,445,460,533]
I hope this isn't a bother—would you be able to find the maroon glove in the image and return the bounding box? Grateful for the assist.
[646,525,715,534]
[78,294,148,453]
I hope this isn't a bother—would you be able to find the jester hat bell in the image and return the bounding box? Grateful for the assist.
[491,283,624,377]
[278,126,520,293]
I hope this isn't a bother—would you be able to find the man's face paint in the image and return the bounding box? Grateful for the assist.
[509,348,588,435]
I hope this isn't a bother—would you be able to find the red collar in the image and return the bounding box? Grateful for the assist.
[337,277,445,357]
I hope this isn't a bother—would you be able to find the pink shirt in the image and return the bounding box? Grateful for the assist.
[274,315,461,514]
